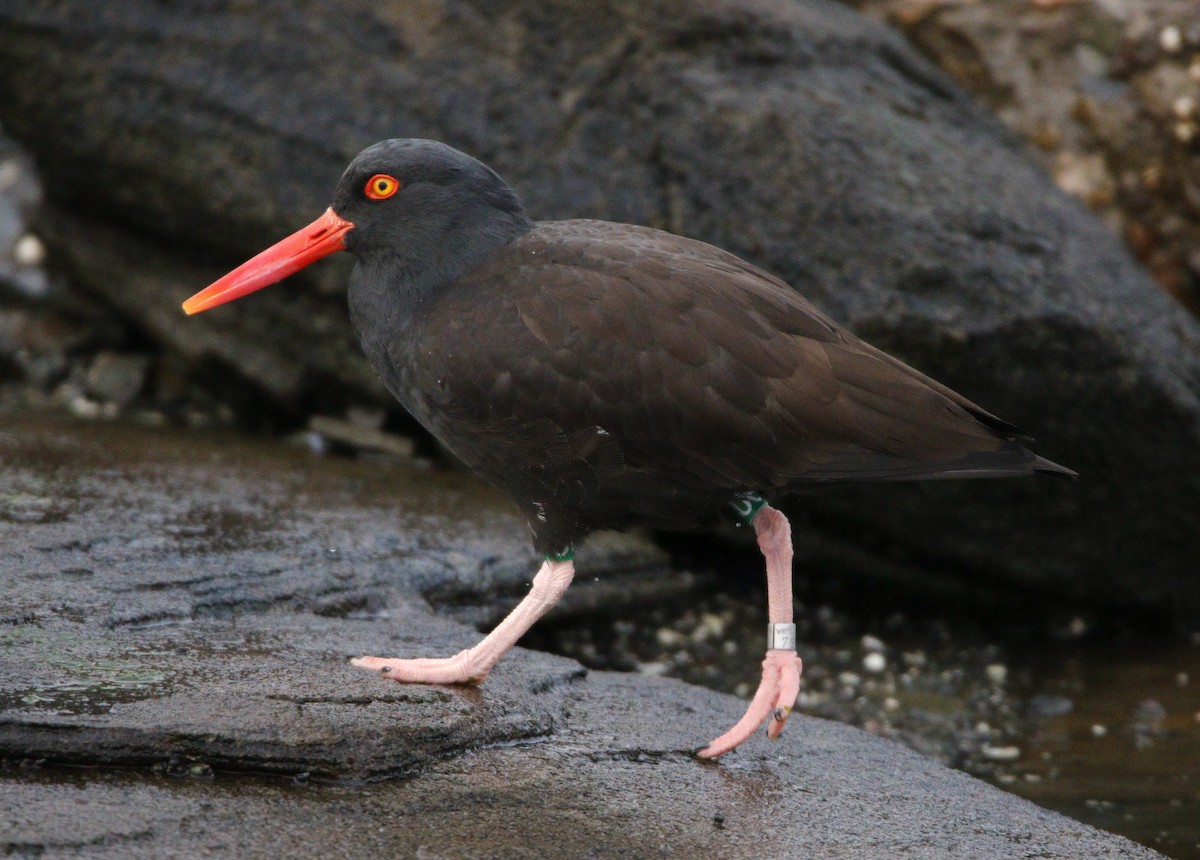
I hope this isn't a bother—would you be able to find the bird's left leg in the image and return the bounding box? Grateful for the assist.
[352,557,575,685]
[698,502,803,759]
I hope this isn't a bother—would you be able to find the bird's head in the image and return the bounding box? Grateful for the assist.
[182,139,528,315]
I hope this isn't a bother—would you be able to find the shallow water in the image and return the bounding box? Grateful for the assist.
[1005,637,1200,859]
[533,558,1200,859]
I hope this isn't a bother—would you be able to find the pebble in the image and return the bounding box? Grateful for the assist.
[636,661,668,677]
[981,744,1022,762]
[1161,25,1184,54]
[656,628,686,649]
[1091,724,1108,738]
[862,652,886,674]
[85,352,150,407]
[68,394,102,419]
[1134,698,1167,726]
[1029,694,1074,718]
[861,635,885,653]
[12,232,44,267]
[690,612,725,643]
[985,664,1008,685]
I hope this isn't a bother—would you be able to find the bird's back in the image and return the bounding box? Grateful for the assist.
[371,220,1071,552]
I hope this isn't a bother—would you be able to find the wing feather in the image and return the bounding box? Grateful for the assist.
[400,219,1043,540]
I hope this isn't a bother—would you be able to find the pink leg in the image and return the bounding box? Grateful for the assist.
[352,558,575,685]
[698,505,803,758]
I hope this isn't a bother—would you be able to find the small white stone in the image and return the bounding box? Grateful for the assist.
[884,697,900,712]
[1177,672,1190,687]
[838,671,861,688]
[862,652,886,674]
[12,233,45,267]
[981,744,1021,762]
[1091,724,1108,738]
[636,661,668,677]
[655,628,686,648]
[690,612,725,643]
[69,396,102,419]
[975,721,992,735]
[1161,25,1183,54]
[1173,95,1197,119]
[985,664,1008,685]
[861,635,885,652]
[0,160,19,192]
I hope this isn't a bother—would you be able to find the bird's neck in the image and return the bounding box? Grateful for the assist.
[348,210,531,331]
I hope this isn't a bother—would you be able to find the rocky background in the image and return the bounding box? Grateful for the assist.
[3,0,1200,857]
[849,0,1200,314]
[1,0,1198,619]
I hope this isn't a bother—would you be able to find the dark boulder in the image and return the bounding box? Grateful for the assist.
[1,0,1198,613]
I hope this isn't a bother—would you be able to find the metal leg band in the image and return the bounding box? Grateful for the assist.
[767,622,796,651]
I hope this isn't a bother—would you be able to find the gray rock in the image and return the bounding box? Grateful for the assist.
[0,416,1161,858]
[0,0,1198,612]
[83,351,148,405]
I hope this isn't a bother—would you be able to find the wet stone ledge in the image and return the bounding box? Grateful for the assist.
[0,415,1162,858]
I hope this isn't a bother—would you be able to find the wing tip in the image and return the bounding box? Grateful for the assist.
[1030,454,1078,481]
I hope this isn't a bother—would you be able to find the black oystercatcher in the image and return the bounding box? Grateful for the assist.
[183,139,1075,758]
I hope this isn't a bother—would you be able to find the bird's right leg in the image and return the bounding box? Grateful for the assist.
[352,557,575,685]
[698,503,803,758]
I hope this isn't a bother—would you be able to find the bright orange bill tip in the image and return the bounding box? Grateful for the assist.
[182,207,354,315]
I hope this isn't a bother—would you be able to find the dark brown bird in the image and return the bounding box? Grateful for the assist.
[184,139,1074,757]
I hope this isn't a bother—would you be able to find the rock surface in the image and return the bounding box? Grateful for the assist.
[849,0,1200,314]
[0,415,1161,858]
[0,0,1198,613]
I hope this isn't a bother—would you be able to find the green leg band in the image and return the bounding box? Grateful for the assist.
[545,547,575,562]
[730,492,768,526]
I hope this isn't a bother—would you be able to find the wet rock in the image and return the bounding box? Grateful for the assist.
[83,351,149,406]
[0,1,1199,614]
[0,142,47,300]
[305,413,415,462]
[0,416,1163,858]
[846,0,1200,313]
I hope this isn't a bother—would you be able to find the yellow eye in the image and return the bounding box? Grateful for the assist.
[364,174,400,200]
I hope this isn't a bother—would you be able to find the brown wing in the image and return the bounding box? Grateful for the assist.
[393,220,1063,549]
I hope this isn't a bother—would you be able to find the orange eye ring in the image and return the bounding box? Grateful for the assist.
[364,174,400,200]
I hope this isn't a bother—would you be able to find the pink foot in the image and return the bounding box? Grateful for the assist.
[697,649,803,759]
[351,650,489,685]
[350,559,575,689]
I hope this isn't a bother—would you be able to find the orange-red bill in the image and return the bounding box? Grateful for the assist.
[182,207,354,315]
